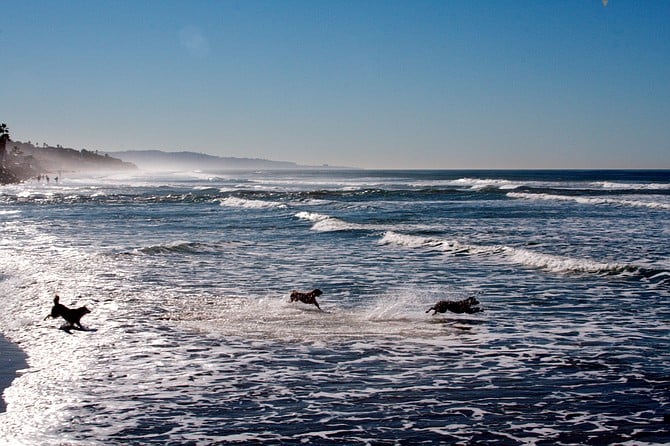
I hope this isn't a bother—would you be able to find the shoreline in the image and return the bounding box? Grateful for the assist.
[0,334,27,413]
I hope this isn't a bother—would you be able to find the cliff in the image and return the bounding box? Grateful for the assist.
[1,141,137,184]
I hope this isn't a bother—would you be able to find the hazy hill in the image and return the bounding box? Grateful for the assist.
[109,150,312,171]
[12,142,136,171]
[1,141,136,184]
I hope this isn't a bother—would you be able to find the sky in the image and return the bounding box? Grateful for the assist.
[1,0,669,169]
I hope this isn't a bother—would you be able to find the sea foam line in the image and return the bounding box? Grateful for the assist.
[379,231,643,276]
[507,192,670,210]
[590,181,670,190]
[450,177,522,190]
[218,196,287,209]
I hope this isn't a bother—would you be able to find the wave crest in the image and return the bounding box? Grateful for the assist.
[134,241,218,255]
[379,231,493,255]
[295,212,370,232]
[500,246,628,274]
[507,192,670,210]
[219,197,287,209]
[379,231,668,282]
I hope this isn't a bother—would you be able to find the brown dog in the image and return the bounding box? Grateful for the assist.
[426,296,482,315]
[290,289,323,311]
[44,295,91,328]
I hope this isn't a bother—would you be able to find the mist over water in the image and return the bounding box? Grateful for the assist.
[1,169,669,444]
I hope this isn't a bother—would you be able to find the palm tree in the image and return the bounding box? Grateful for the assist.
[0,123,9,168]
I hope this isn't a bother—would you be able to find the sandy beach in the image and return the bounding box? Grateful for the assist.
[0,335,27,413]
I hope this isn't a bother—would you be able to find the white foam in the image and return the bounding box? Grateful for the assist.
[507,192,670,210]
[380,231,493,255]
[451,177,522,190]
[378,231,445,249]
[500,246,627,274]
[218,196,287,209]
[591,181,670,190]
[380,231,634,275]
[294,211,331,222]
[295,211,371,232]
[160,285,483,346]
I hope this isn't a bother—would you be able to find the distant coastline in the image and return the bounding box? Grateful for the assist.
[0,143,356,185]
[107,149,354,171]
[0,141,136,185]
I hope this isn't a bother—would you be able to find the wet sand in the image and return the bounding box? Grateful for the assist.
[0,335,27,413]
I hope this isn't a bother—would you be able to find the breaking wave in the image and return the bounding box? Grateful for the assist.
[218,196,287,209]
[132,241,221,255]
[378,231,470,252]
[590,181,670,190]
[450,177,525,190]
[379,231,669,283]
[294,211,372,232]
[507,192,670,210]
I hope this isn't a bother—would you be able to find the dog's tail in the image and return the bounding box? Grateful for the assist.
[45,295,60,320]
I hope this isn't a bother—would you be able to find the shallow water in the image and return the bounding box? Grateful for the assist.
[0,169,669,444]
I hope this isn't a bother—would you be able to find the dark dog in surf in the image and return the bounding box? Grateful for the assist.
[290,289,323,311]
[426,296,482,315]
[44,295,90,329]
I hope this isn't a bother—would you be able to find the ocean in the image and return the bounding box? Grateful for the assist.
[0,169,669,445]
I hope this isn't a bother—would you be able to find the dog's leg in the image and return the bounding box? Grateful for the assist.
[314,301,322,311]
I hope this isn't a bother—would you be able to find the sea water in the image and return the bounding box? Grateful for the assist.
[0,169,669,445]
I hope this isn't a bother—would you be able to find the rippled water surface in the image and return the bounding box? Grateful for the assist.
[1,169,669,445]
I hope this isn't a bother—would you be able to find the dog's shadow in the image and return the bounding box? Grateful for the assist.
[58,325,97,334]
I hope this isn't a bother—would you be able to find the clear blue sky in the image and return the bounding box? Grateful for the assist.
[2,0,669,169]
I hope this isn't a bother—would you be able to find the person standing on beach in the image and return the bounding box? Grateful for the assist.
[0,123,9,168]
